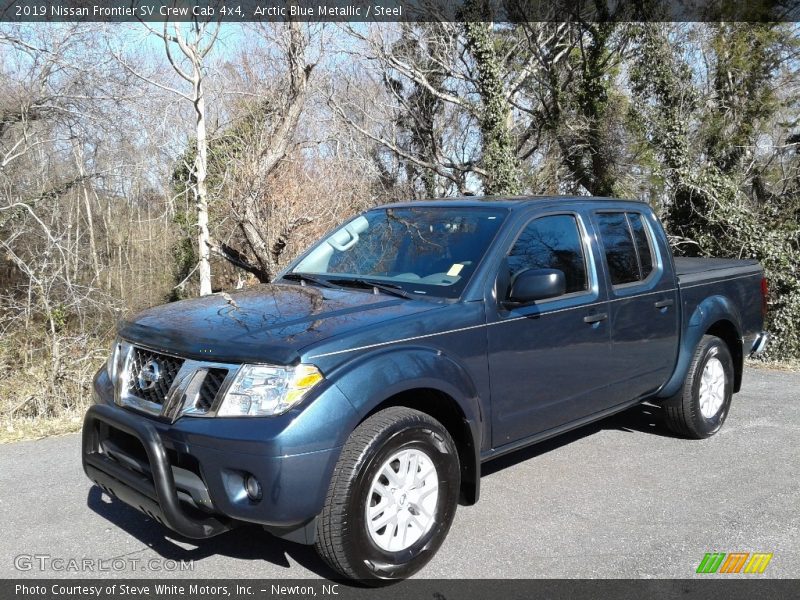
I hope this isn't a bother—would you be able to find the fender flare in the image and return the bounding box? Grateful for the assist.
[328,345,484,504]
[658,295,744,398]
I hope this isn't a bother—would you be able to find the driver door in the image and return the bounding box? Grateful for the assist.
[487,212,615,447]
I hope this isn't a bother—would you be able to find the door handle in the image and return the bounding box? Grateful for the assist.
[654,299,674,309]
[583,312,608,324]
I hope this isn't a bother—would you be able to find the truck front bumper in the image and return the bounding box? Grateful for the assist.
[82,370,348,541]
[83,403,232,539]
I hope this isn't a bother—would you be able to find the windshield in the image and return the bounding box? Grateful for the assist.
[288,206,507,298]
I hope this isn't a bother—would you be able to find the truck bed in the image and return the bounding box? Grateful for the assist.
[672,256,764,377]
[674,257,761,286]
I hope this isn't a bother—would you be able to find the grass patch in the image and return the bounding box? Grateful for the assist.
[1,412,85,444]
[746,357,800,372]
[0,337,102,444]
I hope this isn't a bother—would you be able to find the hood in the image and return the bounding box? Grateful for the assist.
[119,283,442,364]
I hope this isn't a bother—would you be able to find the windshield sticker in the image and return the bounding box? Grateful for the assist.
[447,264,464,277]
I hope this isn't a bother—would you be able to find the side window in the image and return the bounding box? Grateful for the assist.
[508,214,589,295]
[627,213,654,279]
[596,211,655,286]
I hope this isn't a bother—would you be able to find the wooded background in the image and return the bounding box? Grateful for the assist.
[1,20,798,438]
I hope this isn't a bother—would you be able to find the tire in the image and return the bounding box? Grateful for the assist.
[315,407,460,582]
[663,335,735,439]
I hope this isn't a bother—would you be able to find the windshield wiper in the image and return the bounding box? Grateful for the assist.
[327,277,413,299]
[281,272,335,288]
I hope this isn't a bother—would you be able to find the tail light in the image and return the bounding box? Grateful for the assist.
[761,276,769,319]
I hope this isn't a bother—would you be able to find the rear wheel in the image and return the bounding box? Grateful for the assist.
[315,407,460,582]
[664,335,734,439]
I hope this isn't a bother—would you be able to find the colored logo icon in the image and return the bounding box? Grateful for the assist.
[696,552,773,574]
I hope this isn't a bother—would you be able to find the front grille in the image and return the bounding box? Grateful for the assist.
[196,368,228,412]
[127,347,184,405]
[114,341,237,418]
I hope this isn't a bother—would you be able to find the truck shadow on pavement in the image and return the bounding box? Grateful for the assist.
[85,486,341,580]
[86,401,672,579]
[482,401,673,477]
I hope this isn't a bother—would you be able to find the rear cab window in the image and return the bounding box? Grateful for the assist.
[595,211,658,289]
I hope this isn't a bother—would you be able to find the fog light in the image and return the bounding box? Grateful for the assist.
[245,475,262,502]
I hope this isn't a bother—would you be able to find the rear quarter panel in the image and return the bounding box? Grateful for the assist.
[659,262,764,398]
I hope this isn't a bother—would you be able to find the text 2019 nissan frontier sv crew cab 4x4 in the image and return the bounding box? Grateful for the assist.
[82,196,768,581]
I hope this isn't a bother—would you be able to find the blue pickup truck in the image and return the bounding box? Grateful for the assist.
[82,196,768,581]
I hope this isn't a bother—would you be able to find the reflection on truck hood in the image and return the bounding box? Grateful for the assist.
[118,283,442,365]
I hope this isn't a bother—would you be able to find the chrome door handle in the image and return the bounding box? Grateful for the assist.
[583,312,608,324]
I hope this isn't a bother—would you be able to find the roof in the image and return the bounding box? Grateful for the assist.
[375,195,649,210]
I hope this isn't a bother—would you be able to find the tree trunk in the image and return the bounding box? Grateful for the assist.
[463,3,521,195]
[221,22,314,283]
[82,183,101,281]
[194,69,212,296]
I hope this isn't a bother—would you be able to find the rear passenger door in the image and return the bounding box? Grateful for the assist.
[592,210,680,400]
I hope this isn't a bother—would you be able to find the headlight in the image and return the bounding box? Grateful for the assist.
[217,364,324,417]
[106,338,121,381]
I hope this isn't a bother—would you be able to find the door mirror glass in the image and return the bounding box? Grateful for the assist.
[508,268,566,303]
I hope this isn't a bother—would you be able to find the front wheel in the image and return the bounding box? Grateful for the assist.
[315,407,460,582]
[664,335,734,439]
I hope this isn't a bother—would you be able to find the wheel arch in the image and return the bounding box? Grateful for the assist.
[658,295,744,398]
[328,346,484,506]
[361,387,479,505]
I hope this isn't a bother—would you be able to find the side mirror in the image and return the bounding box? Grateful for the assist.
[507,268,566,304]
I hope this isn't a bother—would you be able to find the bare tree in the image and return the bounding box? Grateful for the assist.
[331,22,482,196]
[205,22,318,282]
[0,25,113,410]
[115,18,220,296]
[333,21,571,196]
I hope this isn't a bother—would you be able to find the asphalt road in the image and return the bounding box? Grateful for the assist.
[1,367,797,580]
